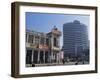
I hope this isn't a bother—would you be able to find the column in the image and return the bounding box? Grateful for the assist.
[56,53,58,63]
[57,51,59,63]
[34,35,35,44]
[58,37,60,47]
[38,50,40,63]
[31,49,34,64]
[43,51,45,63]
[38,36,41,63]
[50,52,52,63]
[55,53,56,63]
[33,35,35,44]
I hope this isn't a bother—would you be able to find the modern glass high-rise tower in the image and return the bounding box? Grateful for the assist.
[63,20,89,60]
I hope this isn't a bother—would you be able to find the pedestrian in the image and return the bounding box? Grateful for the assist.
[62,59,65,64]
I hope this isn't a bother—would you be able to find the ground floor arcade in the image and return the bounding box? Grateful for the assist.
[26,48,61,67]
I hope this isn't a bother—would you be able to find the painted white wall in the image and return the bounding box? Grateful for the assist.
[0,0,100,80]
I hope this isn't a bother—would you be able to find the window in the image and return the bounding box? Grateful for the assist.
[46,38,49,46]
[54,37,58,47]
[40,37,45,45]
[35,36,39,45]
[28,35,33,43]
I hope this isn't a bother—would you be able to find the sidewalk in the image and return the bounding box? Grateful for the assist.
[35,61,89,67]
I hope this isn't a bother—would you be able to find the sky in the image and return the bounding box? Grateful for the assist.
[26,12,90,48]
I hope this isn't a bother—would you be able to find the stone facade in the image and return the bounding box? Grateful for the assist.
[26,26,62,67]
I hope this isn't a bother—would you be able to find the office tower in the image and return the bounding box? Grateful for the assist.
[63,20,89,60]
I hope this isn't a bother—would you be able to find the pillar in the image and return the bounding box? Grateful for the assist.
[31,49,34,64]
[43,51,45,63]
[58,37,60,47]
[37,36,41,63]
[33,35,35,44]
[38,50,40,63]
[56,53,58,63]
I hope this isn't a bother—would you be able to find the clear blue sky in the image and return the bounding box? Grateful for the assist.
[25,12,89,48]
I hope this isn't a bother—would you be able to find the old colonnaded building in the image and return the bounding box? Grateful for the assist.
[26,26,62,67]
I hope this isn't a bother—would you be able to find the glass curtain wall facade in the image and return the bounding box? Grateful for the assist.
[63,20,89,62]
